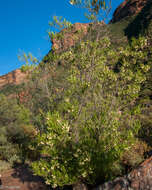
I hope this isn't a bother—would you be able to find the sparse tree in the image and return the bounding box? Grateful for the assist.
[69,0,112,22]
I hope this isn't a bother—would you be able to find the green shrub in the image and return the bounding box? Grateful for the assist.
[31,36,150,187]
[18,52,38,73]
[20,64,35,72]
[0,93,34,164]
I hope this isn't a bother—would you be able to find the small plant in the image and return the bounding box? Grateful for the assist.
[69,0,112,22]
[18,52,38,73]
[0,93,33,165]
[48,16,72,41]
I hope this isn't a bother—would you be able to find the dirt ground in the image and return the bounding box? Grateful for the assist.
[0,164,49,190]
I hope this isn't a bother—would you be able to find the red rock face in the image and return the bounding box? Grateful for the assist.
[51,23,90,52]
[51,22,105,53]
[111,0,148,23]
[0,69,27,89]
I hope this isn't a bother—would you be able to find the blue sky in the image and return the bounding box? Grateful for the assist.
[0,0,124,76]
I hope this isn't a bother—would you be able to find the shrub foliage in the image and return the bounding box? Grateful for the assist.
[31,36,150,187]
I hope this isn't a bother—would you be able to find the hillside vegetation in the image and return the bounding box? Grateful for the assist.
[1,0,152,189]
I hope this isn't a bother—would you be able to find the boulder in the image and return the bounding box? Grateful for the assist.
[94,156,152,190]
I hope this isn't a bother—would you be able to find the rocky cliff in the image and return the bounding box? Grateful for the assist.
[111,0,148,23]
[0,69,27,89]
[51,22,105,53]
[51,22,90,53]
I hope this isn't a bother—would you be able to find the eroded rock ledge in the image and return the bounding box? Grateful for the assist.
[0,69,27,89]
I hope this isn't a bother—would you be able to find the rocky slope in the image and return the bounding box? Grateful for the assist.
[111,0,148,23]
[1,0,148,88]
[51,22,90,53]
[0,0,150,89]
[0,69,27,89]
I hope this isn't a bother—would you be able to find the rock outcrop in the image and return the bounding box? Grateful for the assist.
[51,21,106,53]
[93,156,152,190]
[74,156,152,190]
[51,23,90,53]
[0,69,27,89]
[111,0,148,23]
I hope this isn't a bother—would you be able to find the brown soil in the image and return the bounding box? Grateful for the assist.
[0,164,49,190]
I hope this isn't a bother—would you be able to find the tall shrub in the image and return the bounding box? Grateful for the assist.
[32,36,149,187]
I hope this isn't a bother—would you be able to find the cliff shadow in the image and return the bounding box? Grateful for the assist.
[125,0,152,39]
